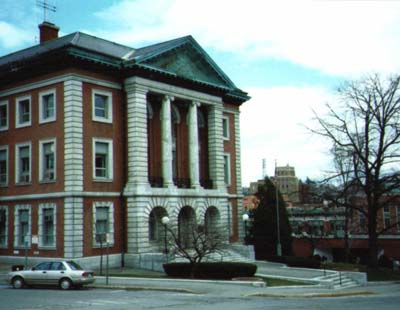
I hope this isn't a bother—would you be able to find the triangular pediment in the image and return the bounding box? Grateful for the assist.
[138,40,233,89]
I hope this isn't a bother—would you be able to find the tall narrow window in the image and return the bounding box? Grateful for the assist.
[0,101,8,131]
[39,90,56,123]
[93,202,114,246]
[0,147,8,186]
[92,90,112,123]
[384,206,391,229]
[15,207,30,247]
[223,153,231,185]
[16,96,31,128]
[222,116,229,140]
[40,139,56,182]
[16,143,31,184]
[39,204,56,247]
[93,139,113,180]
[0,207,7,248]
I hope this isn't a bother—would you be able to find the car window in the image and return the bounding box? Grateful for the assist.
[50,262,66,271]
[66,261,83,270]
[34,262,52,271]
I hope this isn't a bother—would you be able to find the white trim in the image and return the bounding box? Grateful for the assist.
[39,89,57,124]
[0,145,8,186]
[222,115,230,140]
[0,73,121,97]
[223,153,231,186]
[15,142,32,184]
[39,138,57,183]
[125,76,222,106]
[93,201,115,247]
[0,100,8,131]
[0,191,121,201]
[0,205,8,248]
[14,204,31,248]
[15,95,32,128]
[93,138,114,181]
[38,203,57,249]
[92,89,113,123]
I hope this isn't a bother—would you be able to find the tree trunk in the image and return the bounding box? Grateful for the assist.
[368,207,379,268]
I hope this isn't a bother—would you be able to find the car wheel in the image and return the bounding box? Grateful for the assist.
[59,278,72,290]
[12,276,25,289]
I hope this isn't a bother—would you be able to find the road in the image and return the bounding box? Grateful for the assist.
[0,284,399,310]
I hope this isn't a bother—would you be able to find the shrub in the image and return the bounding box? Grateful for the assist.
[163,262,257,279]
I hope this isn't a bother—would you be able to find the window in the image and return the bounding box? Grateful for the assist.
[39,139,56,182]
[39,203,56,248]
[223,153,231,185]
[16,143,31,184]
[359,212,367,232]
[16,96,31,128]
[222,116,229,140]
[39,89,56,123]
[384,206,391,229]
[93,139,113,180]
[14,205,31,247]
[92,90,112,123]
[0,146,8,186]
[0,101,8,131]
[397,206,400,232]
[0,206,7,248]
[93,202,114,246]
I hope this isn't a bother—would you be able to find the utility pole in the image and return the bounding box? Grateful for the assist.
[275,160,282,256]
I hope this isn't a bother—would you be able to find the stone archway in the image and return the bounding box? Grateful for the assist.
[204,206,220,237]
[178,206,196,248]
[148,206,168,250]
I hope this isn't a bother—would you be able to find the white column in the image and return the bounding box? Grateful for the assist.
[161,95,174,188]
[189,101,200,188]
[124,81,149,190]
[208,104,225,190]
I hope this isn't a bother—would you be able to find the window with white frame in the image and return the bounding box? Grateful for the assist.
[93,138,113,180]
[222,115,229,140]
[0,206,8,248]
[92,90,112,123]
[359,212,367,232]
[39,89,56,123]
[14,205,31,247]
[93,202,114,246]
[0,101,8,131]
[16,142,31,184]
[384,206,390,229]
[39,139,56,182]
[0,146,8,186]
[38,203,56,248]
[223,153,231,185]
[16,96,31,128]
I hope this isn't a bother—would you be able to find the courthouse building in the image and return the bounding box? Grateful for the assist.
[0,22,250,268]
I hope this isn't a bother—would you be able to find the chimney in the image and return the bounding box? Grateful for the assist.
[38,21,59,43]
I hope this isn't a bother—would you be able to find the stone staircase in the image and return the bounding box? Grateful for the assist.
[318,271,360,289]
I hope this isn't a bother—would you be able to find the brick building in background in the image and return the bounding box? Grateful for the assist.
[0,22,250,269]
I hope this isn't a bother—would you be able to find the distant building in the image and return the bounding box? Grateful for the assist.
[275,164,299,203]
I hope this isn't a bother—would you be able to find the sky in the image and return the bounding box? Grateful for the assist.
[1,0,400,186]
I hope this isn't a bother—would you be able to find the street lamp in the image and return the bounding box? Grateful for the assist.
[161,216,170,255]
[242,213,249,243]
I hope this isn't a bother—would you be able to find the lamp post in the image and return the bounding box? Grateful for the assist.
[242,213,249,244]
[161,216,170,255]
[275,160,282,256]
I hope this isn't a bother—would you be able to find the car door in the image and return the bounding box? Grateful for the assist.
[46,262,66,285]
[25,262,52,286]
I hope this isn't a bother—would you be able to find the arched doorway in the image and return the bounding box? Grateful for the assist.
[178,206,196,248]
[205,207,220,237]
[148,207,167,250]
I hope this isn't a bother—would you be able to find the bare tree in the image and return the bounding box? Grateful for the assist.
[165,225,223,278]
[311,74,400,267]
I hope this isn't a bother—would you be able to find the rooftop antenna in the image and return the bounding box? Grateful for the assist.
[262,158,266,178]
[36,0,56,22]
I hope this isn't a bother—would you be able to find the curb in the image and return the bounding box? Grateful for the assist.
[246,290,375,298]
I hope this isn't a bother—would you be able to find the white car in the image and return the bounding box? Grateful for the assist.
[8,260,95,290]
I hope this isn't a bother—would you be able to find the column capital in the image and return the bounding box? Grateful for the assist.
[163,95,175,103]
[191,101,201,107]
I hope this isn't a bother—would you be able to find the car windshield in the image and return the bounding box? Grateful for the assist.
[66,261,83,270]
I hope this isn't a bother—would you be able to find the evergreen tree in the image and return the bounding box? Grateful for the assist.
[250,177,292,259]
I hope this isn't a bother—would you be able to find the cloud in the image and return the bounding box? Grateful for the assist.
[240,86,334,185]
[93,0,400,78]
[0,21,35,50]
